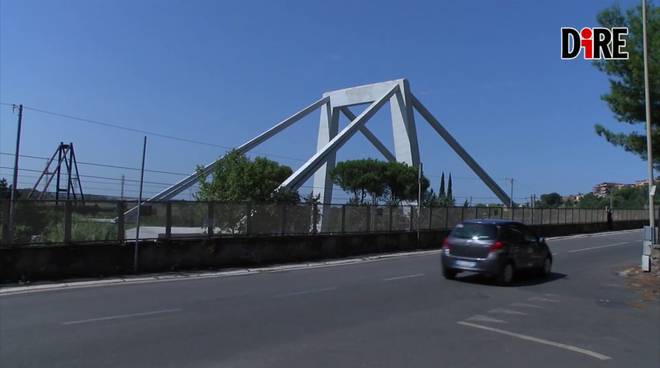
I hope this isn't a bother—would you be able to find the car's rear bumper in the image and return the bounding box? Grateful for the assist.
[441,251,505,274]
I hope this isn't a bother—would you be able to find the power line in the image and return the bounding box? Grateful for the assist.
[0,166,177,187]
[0,102,308,163]
[0,152,189,176]
[0,171,174,190]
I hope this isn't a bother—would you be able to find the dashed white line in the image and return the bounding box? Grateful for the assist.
[510,302,545,309]
[567,242,631,253]
[383,273,425,281]
[61,308,182,325]
[272,287,337,298]
[488,308,528,316]
[457,321,611,360]
[528,297,560,303]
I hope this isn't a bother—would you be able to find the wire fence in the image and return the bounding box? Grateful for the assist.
[0,200,650,247]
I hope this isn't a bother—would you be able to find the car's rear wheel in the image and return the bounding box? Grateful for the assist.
[443,267,457,280]
[538,256,552,277]
[497,262,515,285]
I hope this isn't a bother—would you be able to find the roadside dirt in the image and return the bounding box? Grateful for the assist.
[619,262,660,309]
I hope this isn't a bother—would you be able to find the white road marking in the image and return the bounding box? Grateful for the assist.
[466,314,507,324]
[272,287,337,298]
[546,229,639,242]
[567,242,631,253]
[488,308,528,316]
[528,296,560,303]
[552,252,559,255]
[457,321,612,361]
[61,308,181,325]
[510,302,545,309]
[383,273,425,281]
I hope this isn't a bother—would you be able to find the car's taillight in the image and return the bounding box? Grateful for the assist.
[489,240,505,252]
[442,238,450,250]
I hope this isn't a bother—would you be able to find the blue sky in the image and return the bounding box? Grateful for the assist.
[0,0,648,203]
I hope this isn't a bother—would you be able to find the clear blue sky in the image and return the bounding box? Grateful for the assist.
[0,0,647,203]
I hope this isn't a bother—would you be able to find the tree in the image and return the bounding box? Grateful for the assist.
[0,178,9,199]
[435,172,455,207]
[382,161,429,205]
[195,150,297,203]
[421,189,438,207]
[330,159,387,204]
[447,173,453,202]
[537,192,563,208]
[576,193,608,209]
[330,159,429,205]
[593,3,660,168]
[438,172,446,197]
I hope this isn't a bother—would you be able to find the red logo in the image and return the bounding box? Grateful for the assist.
[561,27,628,60]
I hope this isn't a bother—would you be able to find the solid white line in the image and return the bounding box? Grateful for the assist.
[383,273,425,281]
[272,287,337,298]
[61,308,181,325]
[466,314,507,324]
[457,321,611,360]
[567,242,631,253]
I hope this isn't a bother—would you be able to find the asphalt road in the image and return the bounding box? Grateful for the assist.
[1,230,658,367]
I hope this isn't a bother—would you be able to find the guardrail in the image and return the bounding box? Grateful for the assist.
[0,199,650,246]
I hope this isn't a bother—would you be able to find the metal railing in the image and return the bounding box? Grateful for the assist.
[0,200,650,246]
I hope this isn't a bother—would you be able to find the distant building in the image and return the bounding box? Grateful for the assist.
[592,182,626,197]
[633,179,657,187]
[563,193,584,203]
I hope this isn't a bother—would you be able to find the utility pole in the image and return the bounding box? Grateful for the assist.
[120,175,125,200]
[417,162,423,241]
[134,136,147,272]
[641,0,655,271]
[8,104,23,244]
[504,177,514,208]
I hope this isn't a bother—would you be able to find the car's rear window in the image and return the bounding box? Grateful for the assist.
[450,223,498,240]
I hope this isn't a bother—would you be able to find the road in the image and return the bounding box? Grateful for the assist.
[1,230,658,367]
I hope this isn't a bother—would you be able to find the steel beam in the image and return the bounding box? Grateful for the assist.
[411,94,512,205]
[280,84,399,191]
[390,80,420,166]
[311,102,339,204]
[147,96,329,201]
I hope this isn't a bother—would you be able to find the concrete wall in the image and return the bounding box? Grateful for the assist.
[0,221,645,283]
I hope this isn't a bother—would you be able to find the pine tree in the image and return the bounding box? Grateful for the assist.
[592,4,660,168]
[439,172,446,197]
[447,173,453,201]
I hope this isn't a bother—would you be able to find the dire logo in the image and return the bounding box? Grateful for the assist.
[561,27,629,60]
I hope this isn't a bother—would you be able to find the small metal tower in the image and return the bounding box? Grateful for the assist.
[28,142,85,203]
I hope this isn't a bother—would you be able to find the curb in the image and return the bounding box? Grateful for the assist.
[0,249,443,297]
